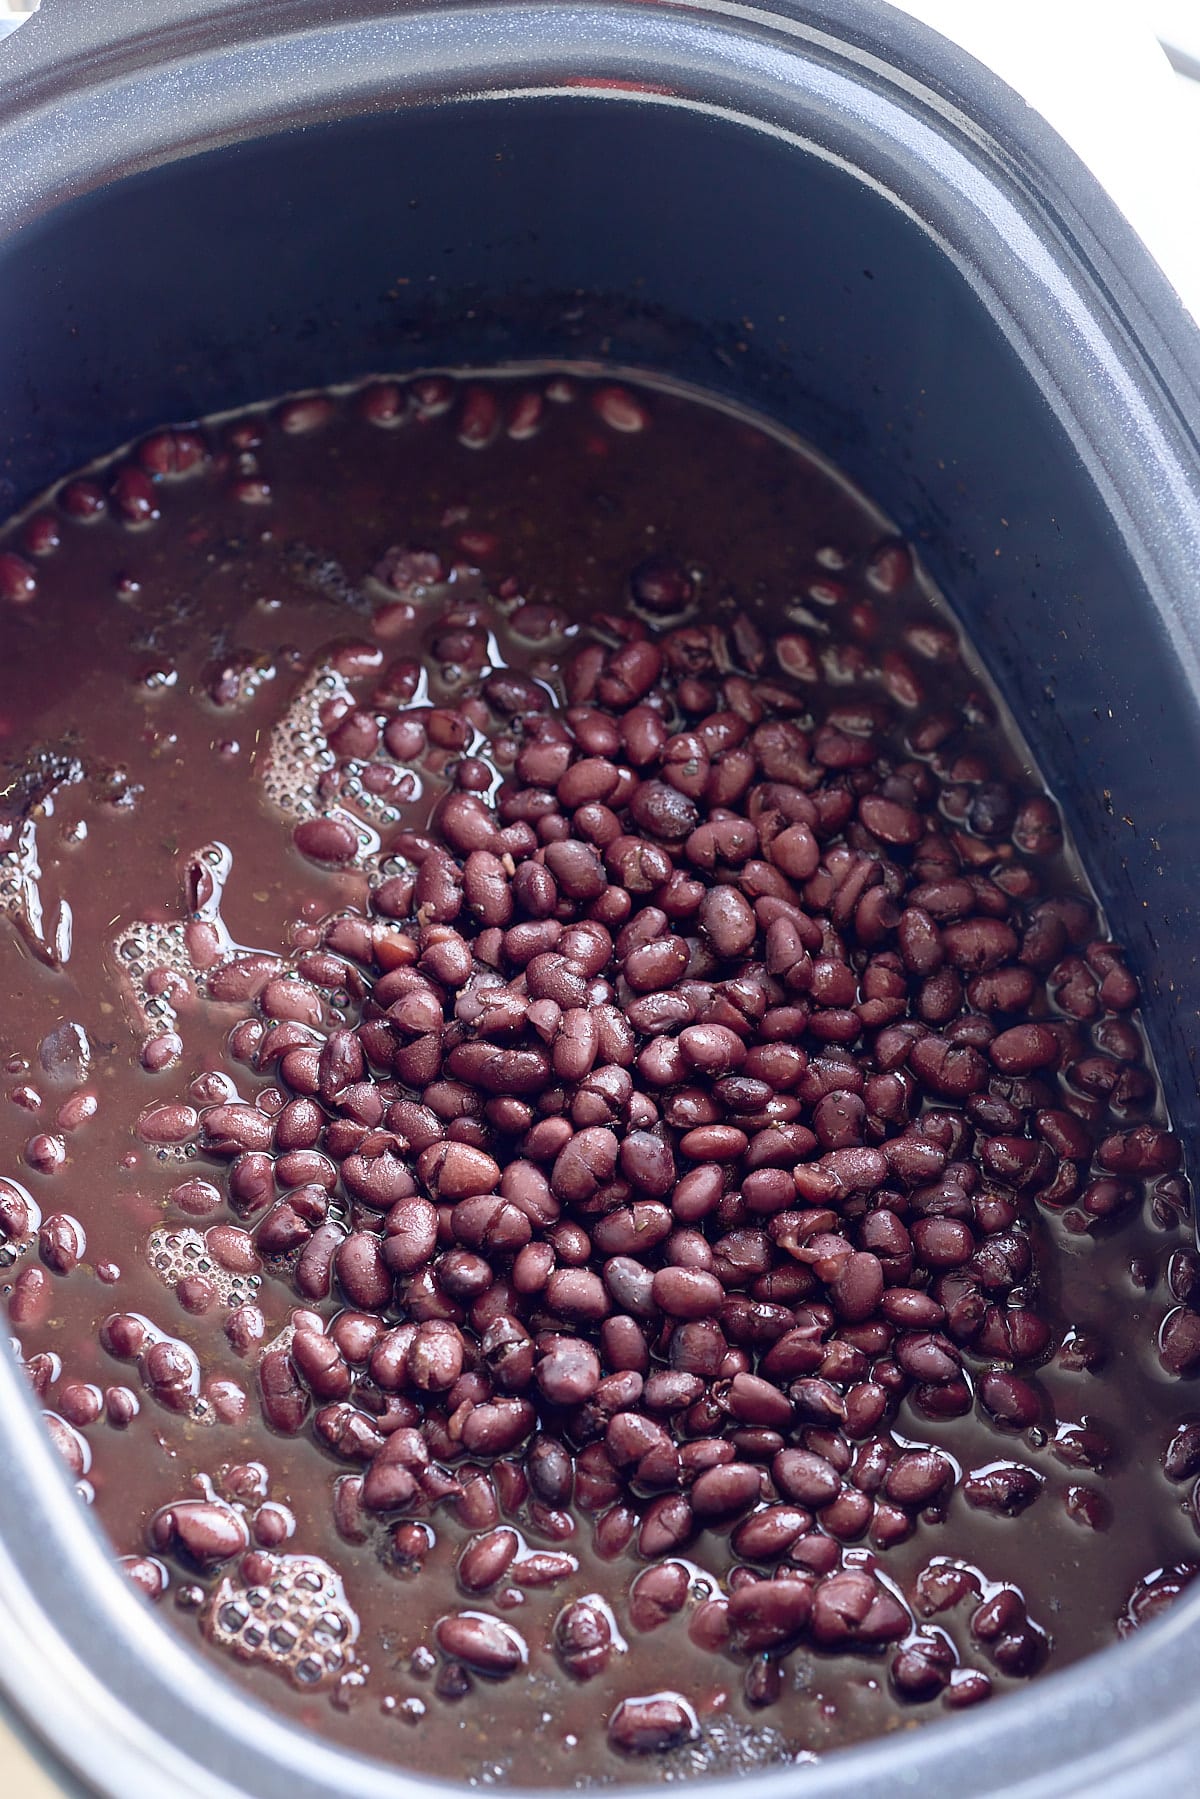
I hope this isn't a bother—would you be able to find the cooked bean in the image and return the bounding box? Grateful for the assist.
[607,1694,698,1755]
[726,1371,793,1427]
[979,1369,1042,1429]
[690,1462,761,1520]
[23,385,1189,1767]
[628,1561,690,1630]
[772,1448,841,1507]
[728,1577,813,1651]
[884,1449,954,1508]
[638,1493,695,1557]
[457,1527,519,1593]
[335,1231,391,1309]
[151,1500,248,1569]
[536,1337,601,1405]
[652,1267,724,1319]
[460,1398,536,1455]
[435,1611,527,1677]
[553,1597,614,1679]
[732,1503,812,1561]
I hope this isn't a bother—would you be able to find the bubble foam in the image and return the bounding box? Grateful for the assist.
[260,662,400,847]
[146,1226,261,1310]
[0,749,86,966]
[206,1550,360,1688]
[260,665,345,825]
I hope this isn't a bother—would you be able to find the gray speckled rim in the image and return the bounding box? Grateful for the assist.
[2,3,1200,1795]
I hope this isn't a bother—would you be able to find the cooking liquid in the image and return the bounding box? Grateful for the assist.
[0,370,1194,1784]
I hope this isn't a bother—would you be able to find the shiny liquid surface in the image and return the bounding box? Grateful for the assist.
[0,371,1195,1785]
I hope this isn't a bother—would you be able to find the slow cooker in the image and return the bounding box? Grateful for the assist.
[1,2,1199,1794]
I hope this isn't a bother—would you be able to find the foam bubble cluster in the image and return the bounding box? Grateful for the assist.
[113,842,286,1044]
[660,1719,805,1780]
[0,750,84,967]
[260,665,345,824]
[260,662,401,847]
[206,1550,360,1688]
[146,1226,261,1310]
[0,1175,41,1269]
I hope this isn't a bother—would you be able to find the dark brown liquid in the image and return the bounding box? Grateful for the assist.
[0,371,1194,1785]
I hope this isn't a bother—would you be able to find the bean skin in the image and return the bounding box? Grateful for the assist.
[690,1461,761,1520]
[728,1578,813,1651]
[628,1561,690,1630]
[607,1695,698,1755]
[435,1611,527,1677]
[457,1527,519,1593]
[773,1449,840,1508]
[652,1266,724,1319]
[336,1231,392,1309]
[150,1500,248,1569]
[732,1503,812,1561]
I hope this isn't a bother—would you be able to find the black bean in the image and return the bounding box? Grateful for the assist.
[607,1694,698,1755]
[151,1500,249,1569]
[1164,1421,1200,1481]
[652,1267,723,1319]
[772,1448,840,1508]
[690,1462,761,1520]
[536,1337,601,1406]
[728,1578,813,1651]
[731,1504,811,1561]
[553,1598,613,1679]
[460,1398,536,1457]
[435,1611,527,1677]
[979,1369,1042,1429]
[638,1493,695,1558]
[963,1463,1043,1514]
[891,1634,955,1701]
[884,1449,954,1508]
[628,1561,690,1630]
[457,1527,519,1593]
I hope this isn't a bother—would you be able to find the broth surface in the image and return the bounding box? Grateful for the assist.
[0,371,1195,1784]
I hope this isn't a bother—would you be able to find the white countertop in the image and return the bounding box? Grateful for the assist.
[894,0,1200,322]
